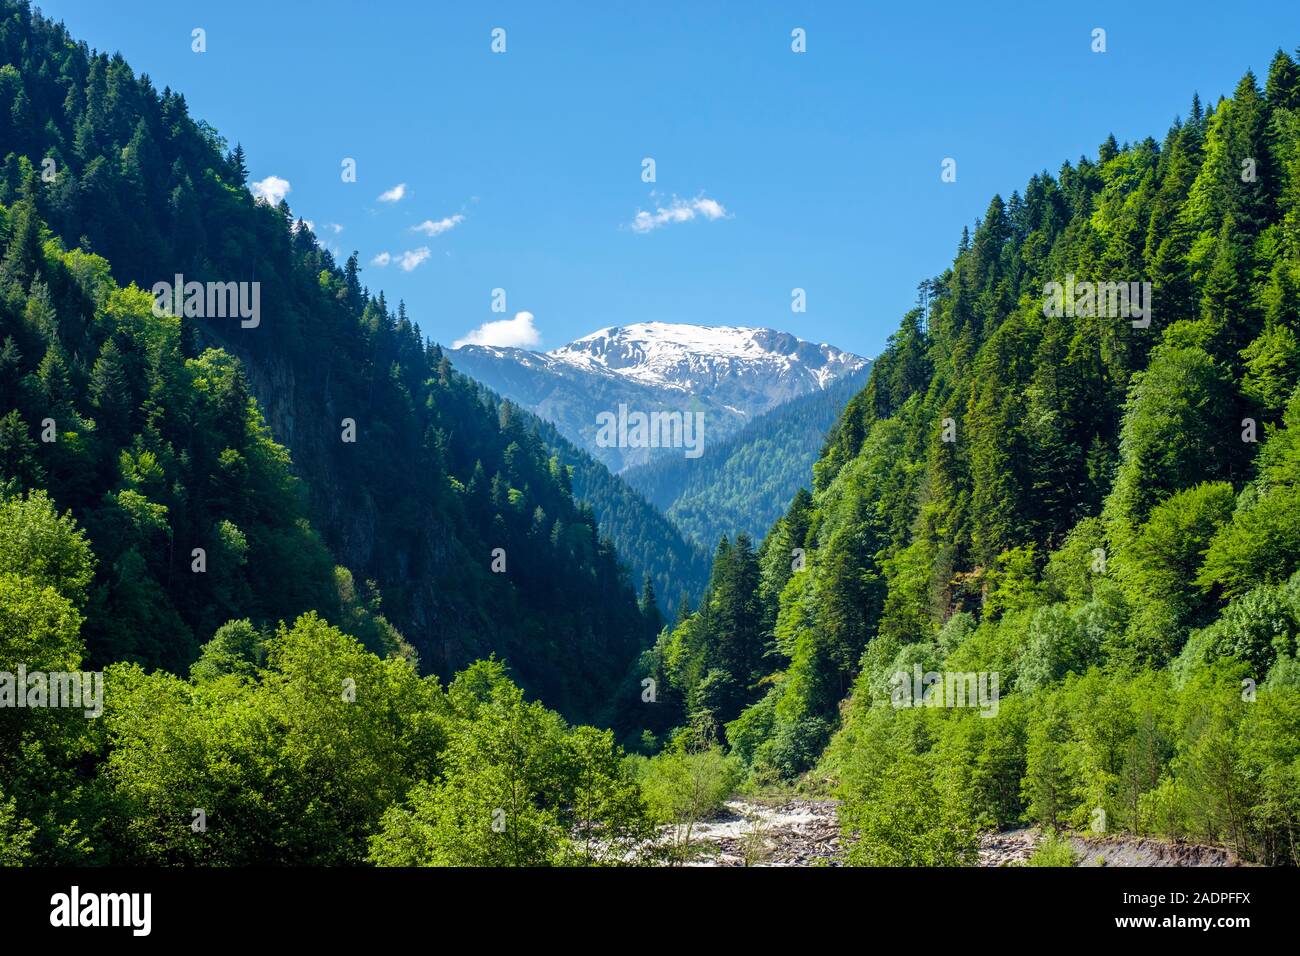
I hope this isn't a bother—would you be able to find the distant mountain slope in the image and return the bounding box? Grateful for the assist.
[622,365,872,550]
[519,412,710,613]
[452,322,867,472]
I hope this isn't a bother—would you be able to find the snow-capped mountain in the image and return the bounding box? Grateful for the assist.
[451,322,868,472]
[550,323,862,395]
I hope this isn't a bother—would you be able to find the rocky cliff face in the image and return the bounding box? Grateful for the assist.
[195,325,463,670]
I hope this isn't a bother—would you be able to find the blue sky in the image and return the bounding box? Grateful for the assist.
[33,0,1300,359]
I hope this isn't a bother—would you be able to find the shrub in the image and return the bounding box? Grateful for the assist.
[638,745,741,863]
[753,715,833,781]
[839,752,978,866]
[1026,828,1077,867]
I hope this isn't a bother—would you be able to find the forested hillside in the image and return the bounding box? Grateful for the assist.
[648,55,1300,865]
[623,365,871,550]
[0,0,653,725]
[524,413,709,615]
[0,0,695,865]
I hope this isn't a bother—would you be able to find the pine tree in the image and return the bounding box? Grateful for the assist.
[229,143,248,186]
[0,337,21,410]
[0,192,42,287]
[89,337,133,442]
[0,409,43,488]
[639,573,662,638]
[23,277,58,343]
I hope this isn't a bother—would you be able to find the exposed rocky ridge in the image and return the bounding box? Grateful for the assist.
[979,828,1245,867]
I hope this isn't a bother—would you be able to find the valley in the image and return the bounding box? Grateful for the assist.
[0,0,1296,888]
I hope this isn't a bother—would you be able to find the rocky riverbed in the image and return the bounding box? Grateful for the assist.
[677,801,1242,867]
[677,799,843,866]
[979,827,1243,866]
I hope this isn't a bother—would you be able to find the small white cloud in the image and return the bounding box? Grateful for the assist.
[691,198,727,221]
[629,194,729,233]
[398,247,431,271]
[411,214,465,237]
[250,175,291,205]
[453,311,541,349]
[378,183,407,203]
[324,223,344,234]
[371,251,392,267]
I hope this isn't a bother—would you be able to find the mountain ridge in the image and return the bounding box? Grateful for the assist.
[622,363,872,550]
[452,321,868,473]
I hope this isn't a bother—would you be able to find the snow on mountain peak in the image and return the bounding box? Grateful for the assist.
[450,321,869,472]
[546,322,864,391]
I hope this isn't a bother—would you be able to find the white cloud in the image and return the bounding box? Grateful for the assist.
[691,198,727,220]
[370,248,429,271]
[398,247,431,271]
[411,214,465,237]
[324,223,344,234]
[250,175,291,205]
[378,183,407,203]
[629,194,729,233]
[453,311,541,349]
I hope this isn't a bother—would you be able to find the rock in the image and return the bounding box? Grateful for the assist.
[671,799,844,867]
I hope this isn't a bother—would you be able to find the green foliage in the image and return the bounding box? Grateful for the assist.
[0,490,94,605]
[0,3,652,724]
[1242,322,1300,414]
[1022,696,1075,828]
[1043,518,1107,604]
[1175,582,1298,682]
[0,784,37,866]
[0,569,82,671]
[648,57,1300,868]
[983,545,1047,619]
[1026,829,1077,867]
[839,751,979,867]
[1119,482,1235,617]
[751,715,834,782]
[1200,384,1300,596]
[1017,604,1099,693]
[188,618,265,682]
[369,663,652,866]
[104,613,446,865]
[637,744,740,863]
[1104,343,1236,530]
[530,416,710,619]
[654,534,767,733]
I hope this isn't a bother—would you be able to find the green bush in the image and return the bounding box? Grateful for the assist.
[839,752,979,867]
[752,715,833,781]
[1026,829,1077,867]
